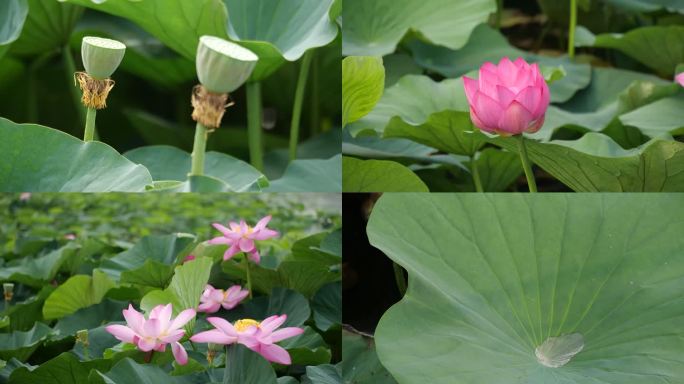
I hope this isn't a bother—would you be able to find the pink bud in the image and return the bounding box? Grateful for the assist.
[675,73,684,87]
[463,57,550,136]
[182,254,196,263]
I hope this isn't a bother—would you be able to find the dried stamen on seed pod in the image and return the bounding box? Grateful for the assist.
[191,84,234,130]
[75,72,115,109]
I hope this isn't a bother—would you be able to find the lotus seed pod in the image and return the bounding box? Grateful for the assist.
[81,36,126,79]
[196,35,258,93]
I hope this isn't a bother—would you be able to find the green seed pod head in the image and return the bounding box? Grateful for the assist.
[81,36,126,79]
[196,35,258,93]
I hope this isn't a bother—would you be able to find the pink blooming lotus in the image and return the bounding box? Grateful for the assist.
[198,284,249,313]
[676,73,684,87]
[463,57,550,136]
[105,304,196,365]
[207,215,279,263]
[190,315,304,364]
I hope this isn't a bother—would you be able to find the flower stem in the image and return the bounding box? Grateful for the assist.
[517,135,538,193]
[243,256,253,299]
[84,107,97,142]
[568,0,577,59]
[190,122,208,176]
[392,262,407,296]
[470,156,484,192]
[63,45,87,128]
[309,53,320,136]
[144,350,154,363]
[246,81,263,171]
[289,50,314,162]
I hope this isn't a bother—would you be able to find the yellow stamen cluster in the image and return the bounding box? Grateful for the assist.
[234,318,260,332]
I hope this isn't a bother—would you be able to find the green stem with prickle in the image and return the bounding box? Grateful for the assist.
[63,45,87,128]
[568,0,577,58]
[243,256,253,299]
[471,155,484,192]
[289,50,314,161]
[84,107,96,142]
[246,82,263,170]
[392,262,407,296]
[517,135,537,192]
[190,122,208,176]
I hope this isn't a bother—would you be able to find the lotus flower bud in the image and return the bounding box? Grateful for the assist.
[3,283,13,302]
[675,72,684,87]
[463,57,550,136]
[81,36,126,79]
[76,329,89,347]
[196,35,258,93]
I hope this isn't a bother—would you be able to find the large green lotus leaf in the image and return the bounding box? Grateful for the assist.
[407,24,591,103]
[580,25,684,77]
[342,157,429,192]
[346,75,469,137]
[60,0,227,61]
[3,286,53,332]
[265,155,341,192]
[0,243,76,287]
[280,327,331,366]
[619,94,684,138]
[124,145,268,192]
[301,364,342,384]
[491,133,684,191]
[0,0,28,59]
[368,193,684,384]
[99,234,196,287]
[342,331,397,384]
[342,0,496,56]
[0,118,153,192]
[223,0,338,80]
[342,56,385,127]
[311,282,341,331]
[9,352,111,384]
[602,0,684,13]
[416,148,522,192]
[11,0,82,56]
[42,270,115,320]
[54,299,126,337]
[90,357,197,384]
[0,322,52,361]
[224,345,277,384]
[384,110,486,156]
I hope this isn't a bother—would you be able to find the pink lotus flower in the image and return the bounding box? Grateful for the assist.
[190,315,304,364]
[675,72,684,87]
[64,234,76,240]
[19,192,31,201]
[198,284,249,313]
[207,215,279,263]
[105,304,196,365]
[463,57,550,136]
[182,254,196,263]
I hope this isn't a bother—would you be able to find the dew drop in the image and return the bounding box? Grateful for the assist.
[535,333,584,368]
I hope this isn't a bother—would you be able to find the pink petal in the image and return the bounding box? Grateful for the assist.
[137,337,157,352]
[207,317,239,336]
[525,116,545,134]
[513,57,527,69]
[152,304,172,330]
[469,108,492,133]
[123,304,144,334]
[170,309,196,330]
[496,85,516,107]
[154,343,166,352]
[160,329,185,344]
[171,341,188,365]
[223,243,240,260]
[239,220,248,233]
[253,215,272,231]
[498,100,533,134]
[463,76,479,105]
[229,222,241,231]
[212,223,232,236]
[258,344,292,365]
[676,73,684,87]
[260,314,287,333]
[497,57,518,85]
[252,229,278,240]
[143,318,162,338]
[513,86,542,117]
[248,249,261,264]
[198,302,221,313]
[473,91,503,129]
[207,236,232,245]
[270,327,304,343]
[191,329,237,344]
[105,324,137,343]
[480,61,498,76]
[238,238,255,252]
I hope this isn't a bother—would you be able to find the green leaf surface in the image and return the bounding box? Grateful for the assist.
[90,357,192,384]
[0,0,28,58]
[279,326,331,366]
[342,56,385,127]
[491,133,684,191]
[0,322,52,361]
[0,119,153,192]
[342,0,496,56]
[342,331,396,384]
[125,145,267,192]
[9,352,111,384]
[11,0,82,56]
[54,300,126,338]
[369,193,684,383]
[342,157,428,192]
[100,234,196,287]
[223,344,277,384]
[311,282,341,331]
[619,94,684,137]
[300,364,341,384]
[265,155,341,192]
[0,244,76,287]
[43,270,115,320]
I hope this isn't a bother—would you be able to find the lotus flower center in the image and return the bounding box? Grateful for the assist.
[234,318,260,332]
